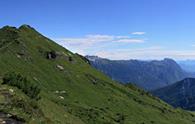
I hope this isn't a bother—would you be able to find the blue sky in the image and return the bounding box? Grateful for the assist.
[1,0,195,60]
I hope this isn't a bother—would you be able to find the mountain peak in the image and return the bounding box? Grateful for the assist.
[0,25,18,32]
[19,24,34,30]
[163,58,176,63]
[0,24,37,33]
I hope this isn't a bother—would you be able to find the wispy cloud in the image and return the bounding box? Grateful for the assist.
[95,47,195,60]
[53,34,146,54]
[116,39,144,43]
[131,32,146,35]
[54,35,195,60]
[54,34,145,45]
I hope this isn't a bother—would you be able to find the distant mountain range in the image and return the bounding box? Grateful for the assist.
[86,56,190,90]
[152,78,195,111]
[178,60,195,73]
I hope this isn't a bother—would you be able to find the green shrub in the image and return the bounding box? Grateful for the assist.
[2,72,41,99]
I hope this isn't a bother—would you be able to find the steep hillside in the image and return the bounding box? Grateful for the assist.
[0,25,194,124]
[86,56,188,90]
[152,78,195,111]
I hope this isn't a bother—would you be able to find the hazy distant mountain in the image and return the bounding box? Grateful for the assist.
[86,56,188,90]
[178,60,195,73]
[152,78,195,111]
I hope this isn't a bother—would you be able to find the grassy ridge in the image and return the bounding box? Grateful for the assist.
[0,25,194,124]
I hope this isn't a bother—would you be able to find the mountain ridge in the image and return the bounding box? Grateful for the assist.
[152,78,195,111]
[86,55,189,90]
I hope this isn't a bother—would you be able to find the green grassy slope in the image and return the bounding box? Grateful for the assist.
[0,25,194,124]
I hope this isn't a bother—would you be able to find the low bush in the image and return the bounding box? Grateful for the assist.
[2,72,41,99]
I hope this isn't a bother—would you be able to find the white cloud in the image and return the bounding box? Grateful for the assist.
[131,32,146,35]
[85,34,114,41]
[94,47,195,60]
[54,34,145,45]
[116,39,144,43]
[54,35,195,60]
[53,34,145,55]
[115,36,130,39]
